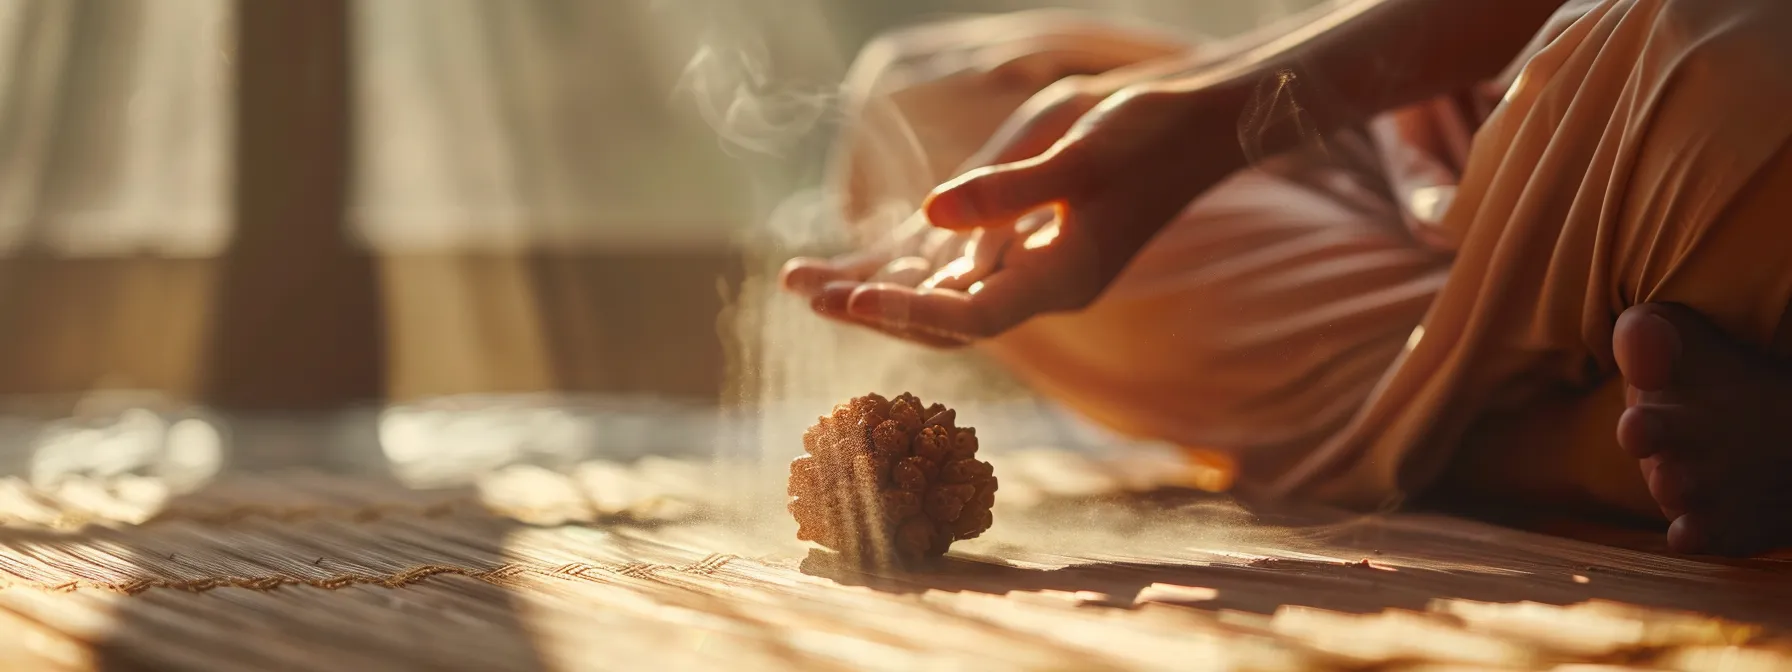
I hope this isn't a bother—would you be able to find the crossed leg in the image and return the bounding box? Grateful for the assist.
[1283,0,1792,554]
[939,0,1792,558]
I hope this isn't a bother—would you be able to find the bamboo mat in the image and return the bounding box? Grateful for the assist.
[0,446,1788,671]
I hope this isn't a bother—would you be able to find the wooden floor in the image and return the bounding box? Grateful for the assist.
[0,443,1787,671]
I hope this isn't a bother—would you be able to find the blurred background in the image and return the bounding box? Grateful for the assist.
[0,0,1317,482]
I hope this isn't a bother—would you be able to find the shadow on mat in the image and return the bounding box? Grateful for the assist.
[0,473,543,671]
[798,488,1792,629]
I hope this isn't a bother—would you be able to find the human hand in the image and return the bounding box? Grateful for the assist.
[784,16,1197,346]
[791,75,1252,347]
[784,71,1166,347]
[827,11,1191,231]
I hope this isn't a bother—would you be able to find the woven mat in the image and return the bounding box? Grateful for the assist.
[0,449,1788,671]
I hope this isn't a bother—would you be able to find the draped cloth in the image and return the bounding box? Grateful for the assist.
[0,0,233,258]
[983,0,1792,513]
[1279,0,1792,507]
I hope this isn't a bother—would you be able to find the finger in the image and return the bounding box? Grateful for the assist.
[1010,208,1057,237]
[921,227,1014,291]
[866,256,937,286]
[843,283,1005,341]
[920,257,981,293]
[915,226,969,268]
[924,146,1083,231]
[809,281,858,319]
[846,286,988,342]
[845,271,1065,341]
[808,281,970,349]
[780,251,888,297]
[924,209,1049,290]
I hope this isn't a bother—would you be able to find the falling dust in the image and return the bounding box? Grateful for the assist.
[673,0,1348,560]
[672,0,1027,516]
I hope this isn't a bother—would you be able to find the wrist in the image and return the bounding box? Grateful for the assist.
[1127,77,1258,180]
[1158,61,1342,168]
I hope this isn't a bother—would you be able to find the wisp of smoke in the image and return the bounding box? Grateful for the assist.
[672,11,837,159]
[669,0,937,522]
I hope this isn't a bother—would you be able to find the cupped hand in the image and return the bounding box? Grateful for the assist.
[782,15,1198,347]
[825,11,1191,230]
[800,76,1252,347]
[782,72,1163,346]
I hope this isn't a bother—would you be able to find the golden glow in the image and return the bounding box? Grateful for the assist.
[934,256,976,280]
[1503,71,1527,105]
[1405,325,1426,352]
[1135,583,1220,605]
[1409,186,1454,224]
[1022,215,1062,250]
[378,402,593,488]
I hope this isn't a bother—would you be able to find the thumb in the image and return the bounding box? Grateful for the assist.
[923,145,1082,230]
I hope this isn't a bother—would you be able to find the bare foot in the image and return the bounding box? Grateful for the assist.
[1612,303,1792,556]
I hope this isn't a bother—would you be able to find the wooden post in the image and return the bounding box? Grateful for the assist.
[203,0,383,409]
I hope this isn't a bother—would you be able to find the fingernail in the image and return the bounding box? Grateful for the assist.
[925,172,987,224]
[811,282,855,314]
[921,193,962,226]
[845,288,881,317]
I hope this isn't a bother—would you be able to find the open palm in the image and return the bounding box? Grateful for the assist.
[790,79,1247,348]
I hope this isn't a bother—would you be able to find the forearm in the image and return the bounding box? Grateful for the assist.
[1156,0,1564,151]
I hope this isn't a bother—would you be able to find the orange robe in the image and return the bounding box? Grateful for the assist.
[983,0,1792,517]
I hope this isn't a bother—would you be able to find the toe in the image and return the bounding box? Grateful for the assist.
[1619,302,1760,393]
[1664,511,1775,557]
[1666,513,1713,554]
[1616,303,1792,558]
[1614,304,1684,392]
[1615,405,1668,458]
[1646,458,1701,518]
[1616,403,1701,459]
